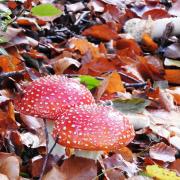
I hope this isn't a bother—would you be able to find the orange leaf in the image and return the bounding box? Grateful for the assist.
[165,69,180,84]
[142,33,158,52]
[0,55,23,72]
[142,9,170,20]
[82,24,119,41]
[79,57,116,76]
[106,71,125,93]
[69,38,101,59]
[116,39,142,56]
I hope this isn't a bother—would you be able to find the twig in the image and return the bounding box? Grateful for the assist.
[48,135,59,155]
[39,119,49,180]
[124,82,147,88]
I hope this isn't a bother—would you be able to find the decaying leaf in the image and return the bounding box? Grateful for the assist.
[149,142,177,162]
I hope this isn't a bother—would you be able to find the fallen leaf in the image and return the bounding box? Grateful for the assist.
[42,166,65,180]
[167,87,180,105]
[142,33,158,52]
[169,159,180,176]
[116,39,142,56]
[146,165,180,180]
[0,55,23,72]
[52,57,81,74]
[103,154,138,177]
[149,142,177,162]
[79,75,101,90]
[106,71,125,94]
[69,38,101,59]
[164,58,180,68]
[142,9,170,20]
[113,98,150,113]
[165,69,180,84]
[59,156,97,180]
[0,155,20,180]
[164,43,180,59]
[82,24,119,41]
[79,57,116,76]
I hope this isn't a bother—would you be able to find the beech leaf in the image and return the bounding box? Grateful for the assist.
[79,75,101,90]
[31,4,62,17]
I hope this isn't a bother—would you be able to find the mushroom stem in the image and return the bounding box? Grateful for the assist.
[74,149,103,160]
[124,17,180,41]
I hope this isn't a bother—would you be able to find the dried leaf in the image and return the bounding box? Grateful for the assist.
[164,43,180,59]
[113,98,150,113]
[165,69,180,84]
[149,142,177,162]
[79,57,116,76]
[52,57,81,74]
[0,155,20,180]
[169,1,180,17]
[82,24,119,41]
[164,58,180,68]
[103,154,138,177]
[169,159,180,175]
[69,38,101,59]
[142,9,170,20]
[58,156,97,180]
[106,71,125,94]
[42,166,65,180]
[142,33,158,52]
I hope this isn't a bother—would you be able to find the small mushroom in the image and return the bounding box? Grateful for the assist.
[14,75,95,119]
[124,17,180,41]
[52,104,135,158]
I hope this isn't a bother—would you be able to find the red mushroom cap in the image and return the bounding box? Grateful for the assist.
[14,75,95,119]
[52,104,135,151]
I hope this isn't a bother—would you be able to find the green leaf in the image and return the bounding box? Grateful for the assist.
[112,98,150,113]
[146,165,180,180]
[31,4,62,17]
[164,58,180,68]
[80,75,101,90]
[0,36,7,43]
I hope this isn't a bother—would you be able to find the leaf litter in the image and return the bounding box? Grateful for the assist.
[0,0,179,179]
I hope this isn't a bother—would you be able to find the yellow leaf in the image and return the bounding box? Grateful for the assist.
[146,165,180,180]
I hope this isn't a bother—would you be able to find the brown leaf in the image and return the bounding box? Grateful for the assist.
[115,147,134,162]
[142,9,170,20]
[82,24,119,41]
[58,156,97,180]
[165,69,180,84]
[0,154,20,180]
[79,57,116,76]
[116,39,142,56]
[149,142,177,162]
[68,38,101,59]
[168,159,180,175]
[42,166,65,180]
[103,154,138,177]
[52,57,81,74]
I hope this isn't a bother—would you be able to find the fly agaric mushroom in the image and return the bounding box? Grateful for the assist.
[14,75,95,119]
[52,104,135,158]
[124,17,180,41]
